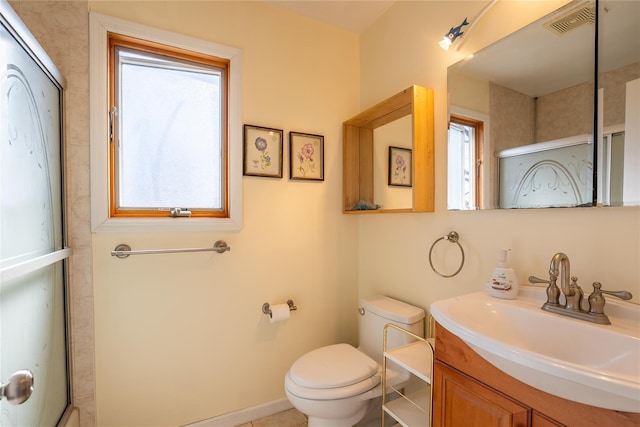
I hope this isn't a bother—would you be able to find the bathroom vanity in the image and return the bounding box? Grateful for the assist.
[432,323,640,427]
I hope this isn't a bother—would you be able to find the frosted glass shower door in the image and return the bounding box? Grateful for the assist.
[1,4,71,426]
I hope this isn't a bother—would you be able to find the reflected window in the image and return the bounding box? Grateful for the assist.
[448,115,484,210]
[601,131,626,206]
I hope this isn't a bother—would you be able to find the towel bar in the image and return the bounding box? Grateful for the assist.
[111,240,230,259]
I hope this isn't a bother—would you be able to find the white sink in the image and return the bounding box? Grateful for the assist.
[430,286,640,413]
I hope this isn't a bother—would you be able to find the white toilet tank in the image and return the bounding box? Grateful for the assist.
[358,295,425,362]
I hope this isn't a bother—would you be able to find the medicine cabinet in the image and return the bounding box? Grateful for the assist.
[343,85,434,213]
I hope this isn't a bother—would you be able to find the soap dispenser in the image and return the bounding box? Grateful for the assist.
[488,249,519,299]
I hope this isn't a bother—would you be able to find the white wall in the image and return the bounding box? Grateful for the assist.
[87,2,361,426]
[358,1,640,319]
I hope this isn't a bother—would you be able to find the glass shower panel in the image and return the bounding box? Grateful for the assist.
[1,266,68,427]
[498,140,593,209]
[1,4,70,426]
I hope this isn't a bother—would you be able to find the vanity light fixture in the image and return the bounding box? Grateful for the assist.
[439,18,468,50]
[440,0,498,51]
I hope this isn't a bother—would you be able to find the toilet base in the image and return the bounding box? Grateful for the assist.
[306,405,367,427]
[285,368,412,427]
[285,386,370,427]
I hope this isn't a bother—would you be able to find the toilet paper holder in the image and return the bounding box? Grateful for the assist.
[262,300,297,317]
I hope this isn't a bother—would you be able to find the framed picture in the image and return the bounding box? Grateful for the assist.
[289,132,324,181]
[388,146,412,187]
[243,124,284,178]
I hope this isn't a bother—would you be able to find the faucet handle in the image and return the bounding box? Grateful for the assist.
[529,275,561,305]
[528,275,551,285]
[588,282,633,315]
[599,287,633,301]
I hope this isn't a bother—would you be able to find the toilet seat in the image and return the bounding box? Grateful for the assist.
[286,343,380,400]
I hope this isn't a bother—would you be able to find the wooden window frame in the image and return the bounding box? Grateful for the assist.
[108,32,230,218]
[90,12,242,232]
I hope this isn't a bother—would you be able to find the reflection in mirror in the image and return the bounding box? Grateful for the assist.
[373,116,412,210]
[448,111,488,209]
[447,0,596,210]
[598,0,640,206]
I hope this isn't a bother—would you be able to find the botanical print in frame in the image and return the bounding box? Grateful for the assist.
[289,131,324,181]
[388,146,412,187]
[243,124,283,178]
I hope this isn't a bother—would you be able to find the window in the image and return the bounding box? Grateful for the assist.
[90,13,242,232]
[109,33,228,218]
[448,115,484,210]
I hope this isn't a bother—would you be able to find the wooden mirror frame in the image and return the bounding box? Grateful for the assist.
[343,85,434,213]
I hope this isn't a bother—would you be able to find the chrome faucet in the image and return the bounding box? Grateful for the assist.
[529,253,633,325]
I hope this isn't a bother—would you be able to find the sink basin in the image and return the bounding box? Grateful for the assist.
[430,286,640,413]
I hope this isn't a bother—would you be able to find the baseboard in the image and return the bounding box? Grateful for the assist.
[184,398,294,427]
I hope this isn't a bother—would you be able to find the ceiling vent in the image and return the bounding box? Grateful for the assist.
[544,2,595,35]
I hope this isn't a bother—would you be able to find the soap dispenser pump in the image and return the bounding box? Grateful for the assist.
[488,249,519,299]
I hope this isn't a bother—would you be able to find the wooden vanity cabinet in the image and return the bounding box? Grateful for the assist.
[433,360,530,427]
[433,322,640,427]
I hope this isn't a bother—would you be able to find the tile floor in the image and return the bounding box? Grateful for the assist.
[236,408,307,427]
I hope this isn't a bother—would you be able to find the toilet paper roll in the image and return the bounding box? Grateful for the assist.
[269,304,290,323]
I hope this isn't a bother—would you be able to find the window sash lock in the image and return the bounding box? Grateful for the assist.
[169,208,192,217]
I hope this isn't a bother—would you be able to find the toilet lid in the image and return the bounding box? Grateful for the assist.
[289,343,378,389]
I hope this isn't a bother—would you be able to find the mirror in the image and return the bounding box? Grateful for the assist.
[343,85,434,213]
[447,0,597,210]
[373,116,412,209]
[598,0,640,206]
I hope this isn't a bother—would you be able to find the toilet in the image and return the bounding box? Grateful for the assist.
[284,295,425,427]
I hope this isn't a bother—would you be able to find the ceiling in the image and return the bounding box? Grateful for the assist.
[451,0,639,97]
[263,1,639,97]
[263,0,396,33]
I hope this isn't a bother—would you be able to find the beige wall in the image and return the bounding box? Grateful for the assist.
[600,61,640,128]
[490,82,535,152]
[448,71,490,115]
[13,1,361,426]
[87,1,361,426]
[358,0,639,338]
[9,1,640,426]
[535,82,594,142]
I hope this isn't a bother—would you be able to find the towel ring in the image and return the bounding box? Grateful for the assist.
[429,231,465,278]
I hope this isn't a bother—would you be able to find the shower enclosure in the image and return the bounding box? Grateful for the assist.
[1,3,71,426]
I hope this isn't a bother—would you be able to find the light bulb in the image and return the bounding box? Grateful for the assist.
[439,37,452,51]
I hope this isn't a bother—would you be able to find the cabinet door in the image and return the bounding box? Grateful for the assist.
[433,361,530,427]
[532,412,565,427]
